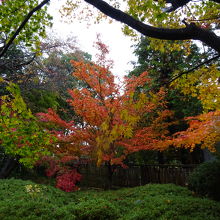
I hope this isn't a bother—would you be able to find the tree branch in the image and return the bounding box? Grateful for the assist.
[1,0,219,57]
[169,54,220,83]
[163,0,220,12]
[84,0,220,53]
[0,0,50,58]
[15,54,36,68]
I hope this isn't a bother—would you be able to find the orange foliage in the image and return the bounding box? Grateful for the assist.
[39,38,174,166]
[168,110,220,152]
[38,37,220,166]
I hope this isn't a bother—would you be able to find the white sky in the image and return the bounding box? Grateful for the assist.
[47,1,137,79]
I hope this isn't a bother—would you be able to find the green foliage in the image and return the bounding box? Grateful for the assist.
[23,89,60,113]
[0,44,28,81]
[95,184,220,220]
[22,42,91,121]
[188,159,220,201]
[0,0,52,50]
[0,80,54,167]
[123,0,220,47]
[130,37,204,118]
[1,179,220,220]
[0,179,76,220]
[167,90,203,119]
[69,198,120,220]
[171,64,220,112]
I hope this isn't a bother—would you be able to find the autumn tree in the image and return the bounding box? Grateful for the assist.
[2,0,219,183]
[1,0,220,57]
[164,111,220,159]
[38,38,174,187]
[1,1,219,111]
[0,0,53,179]
[128,38,208,164]
[0,79,54,178]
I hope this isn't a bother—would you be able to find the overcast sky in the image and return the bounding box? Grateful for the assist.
[47,1,137,79]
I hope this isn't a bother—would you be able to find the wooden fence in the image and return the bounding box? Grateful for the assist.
[78,164,196,189]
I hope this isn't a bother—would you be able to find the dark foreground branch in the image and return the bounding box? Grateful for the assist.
[162,0,220,13]
[84,0,220,53]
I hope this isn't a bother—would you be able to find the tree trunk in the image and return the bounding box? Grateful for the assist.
[157,151,164,164]
[106,162,114,189]
[0,155,18,179]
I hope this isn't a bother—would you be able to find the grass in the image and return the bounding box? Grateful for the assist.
[0,178,220,220]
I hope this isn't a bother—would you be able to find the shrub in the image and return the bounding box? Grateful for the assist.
[0,200,76,220]
[68,198,120,220]
[55,169,82,192]
[188,159,220,200]
[38,155,82,192]
[115,184,220,220]
[0,178,76,220]
[1,179,220,220]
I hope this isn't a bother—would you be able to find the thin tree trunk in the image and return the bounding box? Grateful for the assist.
[106,161,114,189]
[157,151,164,164]
[0,155,18,179]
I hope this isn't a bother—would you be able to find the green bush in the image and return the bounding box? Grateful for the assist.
[188,159,220,201]
[113,184,220,220]
[0,178,76,220]
[0,200,76,220]
[68,198,120,220]
[0,179,220,220]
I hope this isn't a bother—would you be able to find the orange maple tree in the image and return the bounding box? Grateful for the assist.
[39,39,220,190]
[38,38,174,169]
